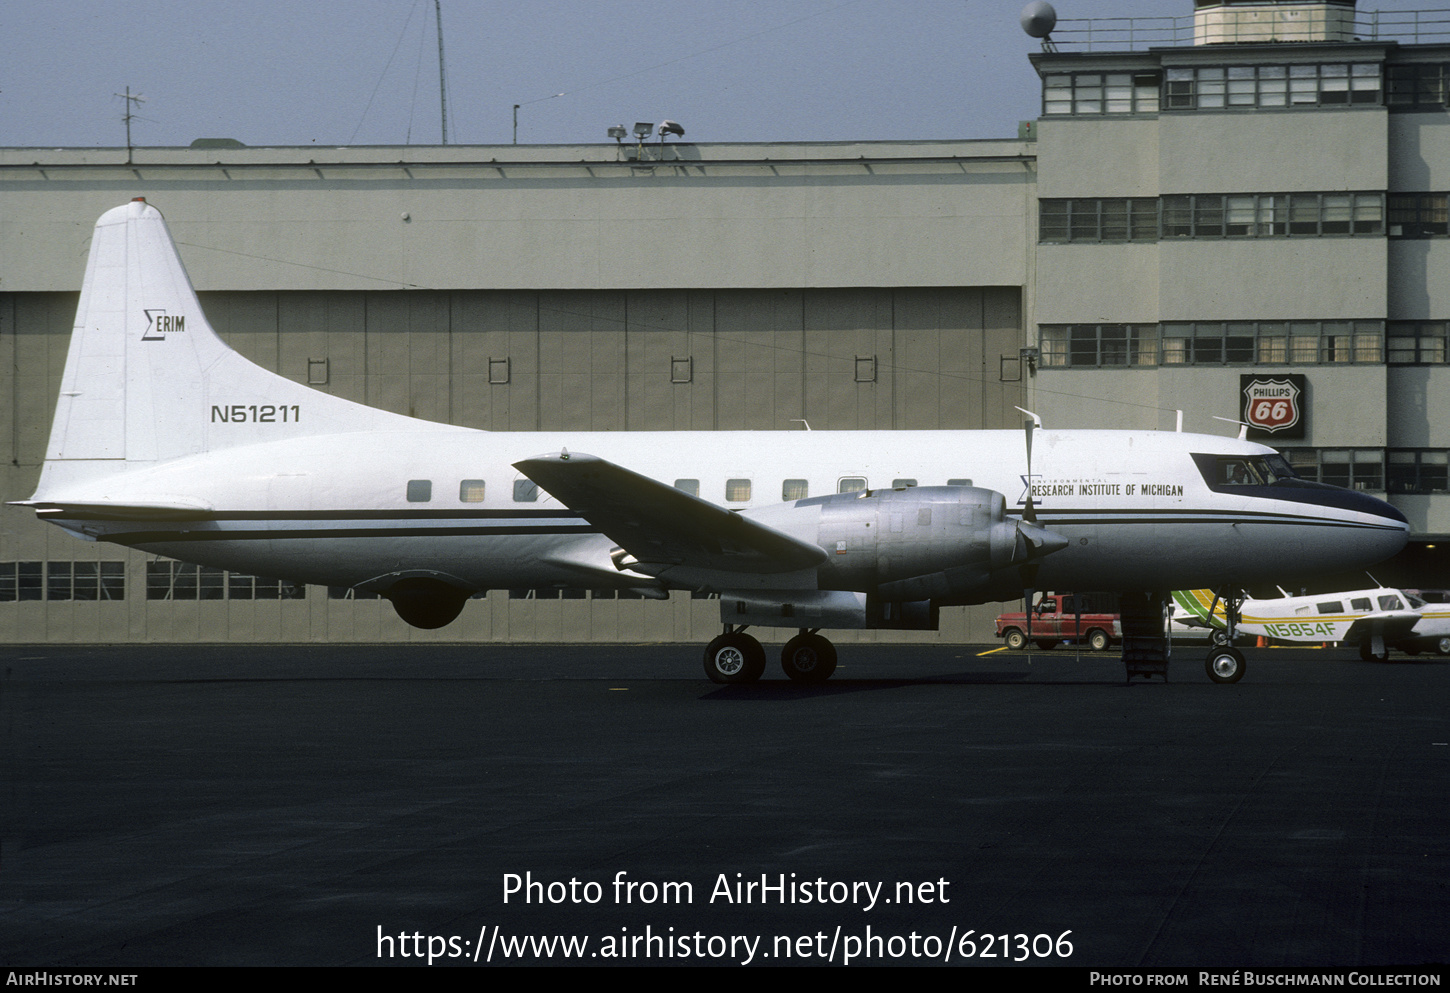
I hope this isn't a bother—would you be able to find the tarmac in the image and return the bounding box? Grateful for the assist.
[1,642,1446,968]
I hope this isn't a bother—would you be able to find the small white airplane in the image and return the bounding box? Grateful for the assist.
[1173,587,1450,660]
[11,200,1412,683]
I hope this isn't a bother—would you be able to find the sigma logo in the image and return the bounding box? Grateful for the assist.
[142,308,185,341]
[1241,376,1304,437]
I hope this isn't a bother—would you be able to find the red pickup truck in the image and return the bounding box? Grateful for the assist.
[996,593,1121,651]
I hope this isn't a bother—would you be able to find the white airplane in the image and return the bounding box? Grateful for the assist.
[11,200,1411,684]
[1173,587,1450,660]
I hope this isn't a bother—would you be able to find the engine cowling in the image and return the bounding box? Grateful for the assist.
[809,485,1067,602]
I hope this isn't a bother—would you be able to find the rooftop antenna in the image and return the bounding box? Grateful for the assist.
[434,0,450,144]
[1020,1,1058,52]
[115,86,145,163]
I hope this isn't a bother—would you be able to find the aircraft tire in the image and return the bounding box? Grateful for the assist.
[703,633,766,684]
[1358,640,1389,662]
[1206,647,1245,684]
[1087,629,1110,652]
[781,633,837,683]
[1004,628,1027,651]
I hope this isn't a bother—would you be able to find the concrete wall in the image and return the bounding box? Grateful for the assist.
[0,142,1034,293]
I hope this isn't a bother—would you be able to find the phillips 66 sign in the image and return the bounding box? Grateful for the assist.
[1241,374,1306,440]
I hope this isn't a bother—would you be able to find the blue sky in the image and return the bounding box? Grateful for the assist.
[2,1,1439,148]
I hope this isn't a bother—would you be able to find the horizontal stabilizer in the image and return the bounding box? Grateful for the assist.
[26,498,215,521]
[514,452,827,574]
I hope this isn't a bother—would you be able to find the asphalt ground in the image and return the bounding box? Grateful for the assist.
[0,642,1446,969]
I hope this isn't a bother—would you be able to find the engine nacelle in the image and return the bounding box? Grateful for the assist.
[717,589,941,631]
[808,486,1036,602]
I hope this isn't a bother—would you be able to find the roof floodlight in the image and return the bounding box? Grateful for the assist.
[633,121,654,139]
[658,120,685,139]
[608,125,627,141]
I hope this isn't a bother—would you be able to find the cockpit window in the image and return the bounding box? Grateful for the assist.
[1193,453,1300,489]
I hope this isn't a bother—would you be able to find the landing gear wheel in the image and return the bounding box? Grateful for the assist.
[781,633,837,683]
[1004,629,1027,651]
[1358,640,1389,662]
[1206,646,1245,684]
[703,632,766,684]
[1087,629,1110,652]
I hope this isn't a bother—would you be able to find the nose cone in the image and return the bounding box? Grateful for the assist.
[1263,482,1409,574]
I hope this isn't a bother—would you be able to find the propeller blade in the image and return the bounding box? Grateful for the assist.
[1022,414,1037,524]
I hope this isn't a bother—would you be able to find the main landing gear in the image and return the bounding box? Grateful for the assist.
[702,627,838,684]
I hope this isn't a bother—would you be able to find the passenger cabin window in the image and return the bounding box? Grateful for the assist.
[513,480,539,502]
[1316,601,1344,615]
[948,478,973,487]
[406,479,432,502]
[782,479,809,501]
[838,477,867,494]
[892,478,918,488]
[1351,598,1372,611]
[674,479,699,497]
[459,480,486,502]
[725,479,751,502]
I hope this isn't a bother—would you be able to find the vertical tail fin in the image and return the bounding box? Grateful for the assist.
[33,199,430,498]
[1171,589,1227,628]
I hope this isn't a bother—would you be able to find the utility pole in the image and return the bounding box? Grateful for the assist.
[116,87,144,163]
[434,0,449,144]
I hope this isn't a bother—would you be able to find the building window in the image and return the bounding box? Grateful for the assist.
[1165,63,1381,111]
[1039,199,1157,242]
[1387,322,1448,364]
[1388,194,1449,236]
[0,561,126,601]
[1039,325,1158,367]
[1388,450,1450,494]
[1386,63,1450,109]
[328,586,383,600]
[1043,71,1160,116]
[1042,322,1383,368]
[146,561,303,600]
[1161,193,1382,238]
[1280,449,1385,491]
[1042,193,1382,242]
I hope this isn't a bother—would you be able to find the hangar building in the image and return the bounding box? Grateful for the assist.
[1,0,1444,644]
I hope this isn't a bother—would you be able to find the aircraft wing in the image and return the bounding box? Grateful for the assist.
[514,452,828,575]
[1342,611,1421,644]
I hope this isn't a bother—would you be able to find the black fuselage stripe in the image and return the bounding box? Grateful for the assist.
[104,525,598,545]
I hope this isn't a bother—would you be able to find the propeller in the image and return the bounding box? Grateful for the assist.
[1013,408,1068,643]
